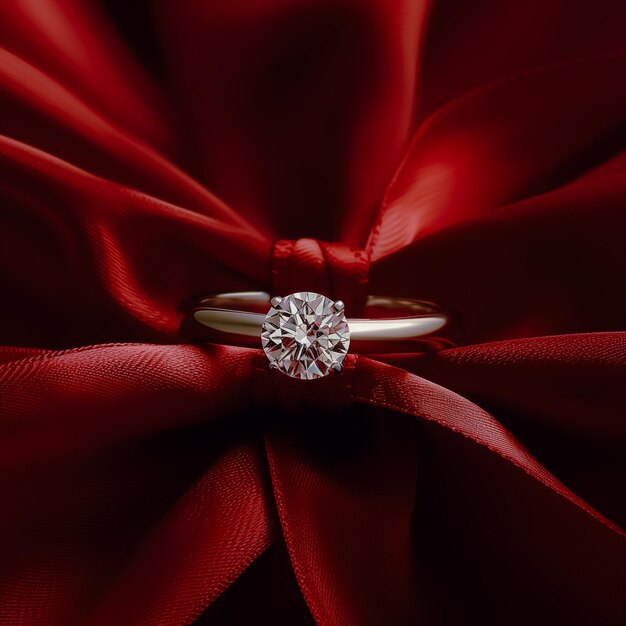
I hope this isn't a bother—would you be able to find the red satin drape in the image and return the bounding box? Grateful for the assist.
[0,1,625,625]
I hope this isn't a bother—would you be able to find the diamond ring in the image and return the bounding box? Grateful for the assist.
[185,291,449,380]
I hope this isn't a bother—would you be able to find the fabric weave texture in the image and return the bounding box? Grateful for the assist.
[0,1,625,624]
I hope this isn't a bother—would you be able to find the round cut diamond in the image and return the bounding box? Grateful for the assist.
[261,292,350,379]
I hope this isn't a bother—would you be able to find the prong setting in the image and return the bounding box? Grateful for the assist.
[333,300,345,312]
[261,292,351,379]
[270,296,283,308]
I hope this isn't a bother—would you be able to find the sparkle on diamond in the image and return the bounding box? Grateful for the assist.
[261,292,350,379]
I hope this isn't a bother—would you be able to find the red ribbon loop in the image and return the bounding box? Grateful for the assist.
[272,239,369,317]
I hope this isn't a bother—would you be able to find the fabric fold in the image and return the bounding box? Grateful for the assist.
[85,442,275,626]
[385,332,626,438]
[0,343,275,626]
[352,357,625,537]
[264,406,423,626]
[0,136,270,347]
[0,49,248,225]
[0,1,625,623]
[0,343,258,464]
[262,355,626,625]
[370,175,626,343]
[0,0,172,152]
[369,51,626,258]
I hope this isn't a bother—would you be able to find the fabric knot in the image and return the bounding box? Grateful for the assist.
[251,239,369,409]
[272,239,369,317]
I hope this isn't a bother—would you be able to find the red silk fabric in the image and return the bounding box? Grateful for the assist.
[1,1,625,624]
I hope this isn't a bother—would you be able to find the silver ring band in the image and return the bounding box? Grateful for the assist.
[187,291,449,350]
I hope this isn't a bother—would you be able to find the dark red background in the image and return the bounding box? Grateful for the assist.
[0,1,625,624]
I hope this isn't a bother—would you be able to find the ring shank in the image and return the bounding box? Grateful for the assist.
[186,292,449,350]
